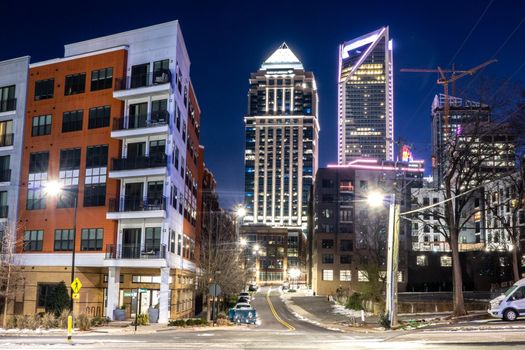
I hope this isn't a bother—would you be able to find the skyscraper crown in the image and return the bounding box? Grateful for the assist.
[261,42,303,70]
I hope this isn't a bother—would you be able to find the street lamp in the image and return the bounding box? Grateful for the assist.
[367,191,400,328]
[288,267,300,290]
[44,181,79,312]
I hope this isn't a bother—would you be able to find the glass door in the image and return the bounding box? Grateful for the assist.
[122,228,141,258]
[128,102,147,129]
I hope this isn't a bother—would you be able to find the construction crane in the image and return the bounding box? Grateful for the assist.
[401,59,497,133]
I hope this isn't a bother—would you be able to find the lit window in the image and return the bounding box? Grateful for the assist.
[358,270,369,282]
[322,269,333,281]
[416,255,428,266]
[440,255,452,267]
[340,270,351,281]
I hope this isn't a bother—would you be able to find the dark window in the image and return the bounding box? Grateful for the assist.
[0,155,10,182]
[321,239,334,249]
[145,227,161,251]
[59,148,81,170]
[29,152,49,173]
[173,146,179,169]
[340,255,352,264]
[24,230,43,251]
[37,283,57,307]
[64,73,86,95]
[34,79,54,100]
[26,188,45,210]
[81,228,103,251]
[54,229,74,251]
[62,110,83,132]
[0,85,15,112]
[88,105,110,129]
[32,115,52,136]
[322,179,333,188]
[153,59,169,80]
[58,149,80,208]
[340,240,353,252]
[84,183,106,207]
[86,145,108,168]
[90,67,113,91]
[322,254,334,264]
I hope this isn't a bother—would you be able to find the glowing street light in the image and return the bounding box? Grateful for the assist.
[239,237,248,247]
[367,191,385,207]
[44,180,63,196]
[253,243,260,252]
[236,206,247,218]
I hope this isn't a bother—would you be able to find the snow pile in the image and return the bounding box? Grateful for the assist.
[331,304,373,318]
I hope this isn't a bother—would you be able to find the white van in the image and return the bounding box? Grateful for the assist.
[488,278,525,321]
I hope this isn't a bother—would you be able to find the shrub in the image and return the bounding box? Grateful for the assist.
[56,309,70,329]
[27,315,41,330]
[216,318,229,326]
[217,312,227,320]
[41,313,57,329]
[378,312,390,329]
[132,313,149,326]
[75,313,91,331]
[346,292,364,311]
[15,315,29,329]
[6,316,17,329]
[287,289,297,293]
[168,319,186,327]
[46,282,70,317]
[90,315,109,327]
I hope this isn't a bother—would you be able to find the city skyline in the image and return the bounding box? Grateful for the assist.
[1,1,524,210]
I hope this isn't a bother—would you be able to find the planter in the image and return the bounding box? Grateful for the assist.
[148,308,159,323]
[113,308,126,321]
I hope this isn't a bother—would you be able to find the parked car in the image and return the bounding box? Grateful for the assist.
[239,291,251,299]
[228,303,257,324]
[248,284,258,292]
[488,278,525,321]
[237,296,250,304]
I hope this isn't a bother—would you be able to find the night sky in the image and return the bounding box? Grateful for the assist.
[1,0,524,208]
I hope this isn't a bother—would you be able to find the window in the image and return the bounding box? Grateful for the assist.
[37,283,57,307]
[340,255,352,264]
[0,156,9,182]
[91,67,113,91]
[145,227,161,251]
[340,209,352,222]
[34,79,54,100]
[58,149,80,208]
[0,120,13,147]
[322,269,333,281]
[54,229,73,251]
[322,179,333,188]
[80,228,103,251]
[182,121,186,142]
[88,105,110,129]
[322,208,333,219]
[62,110,83,132]
[358,270,369,282]
[27,152,49,210]
[29,152,49,173]
[173,147,179,169]
[32,115,52,136]
[24,230,43,251]
[440,255,452,267]
[340,240,353,252]
[322,254,334,264]
[0,85,15,112]
[416,255,428,266]
[84,145,108,207]
[64,73,86,95]
[340,270,352,281]
[321,239,334,249]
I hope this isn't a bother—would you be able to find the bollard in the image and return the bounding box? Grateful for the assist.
[67,315,73,341]
[361,310,365,323]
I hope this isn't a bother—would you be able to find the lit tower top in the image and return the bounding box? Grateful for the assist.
[337,27,394,164]
[261,42,304,70]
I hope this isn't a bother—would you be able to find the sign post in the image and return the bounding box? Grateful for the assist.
[68,278,82,341]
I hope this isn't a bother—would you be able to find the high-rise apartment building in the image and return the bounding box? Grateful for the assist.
[9,21,202,323]
[244,43,319,229]
[337,27,394,164]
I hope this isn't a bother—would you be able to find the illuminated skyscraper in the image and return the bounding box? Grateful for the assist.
[337,27,394,164]
[243,43,319,229]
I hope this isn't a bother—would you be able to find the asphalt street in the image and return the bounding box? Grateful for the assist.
[2,287,525,349]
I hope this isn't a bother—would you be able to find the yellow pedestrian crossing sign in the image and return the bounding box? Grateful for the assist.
[71,278,82,293]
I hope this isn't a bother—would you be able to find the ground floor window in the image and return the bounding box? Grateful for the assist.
[258,271,283,281]
[322,269,333,281]
[340,270,351,281]
[358,270,369,282]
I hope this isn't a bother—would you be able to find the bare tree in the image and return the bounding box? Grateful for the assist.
[0,224,22,327]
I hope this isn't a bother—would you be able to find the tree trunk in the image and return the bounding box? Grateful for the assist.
[2,263,11,327]
[512,246,520,283]
[450,232,467,317]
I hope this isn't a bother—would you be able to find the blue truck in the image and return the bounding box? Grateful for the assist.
[228,303,257,324]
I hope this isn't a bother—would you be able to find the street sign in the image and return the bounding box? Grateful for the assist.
[70,278,82,293]
[208,283,221,297]
[123,291,136,297]
[72,293,80,300]
[139,288,148,293]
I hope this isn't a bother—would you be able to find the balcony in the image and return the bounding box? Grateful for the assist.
[111,111,169,139]
[0,169,11,182]
[113,72,172,100]
[0,133,14,148]
[0,99,16,113]
[106,196,166,220]
[109,154,167,178]
[104,244,167,268]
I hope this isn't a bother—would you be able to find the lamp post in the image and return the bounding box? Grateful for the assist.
[367,191,400,328]
[288,267,300,290]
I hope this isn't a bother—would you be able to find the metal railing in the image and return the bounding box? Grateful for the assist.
[108,196,167,212]
[0,98,16,113]
[0,133,14,147]
[111,154,167,171]
[114,71,172,91]
[0,169,11,182]
[105,243,166,259]
[112,111,169,131]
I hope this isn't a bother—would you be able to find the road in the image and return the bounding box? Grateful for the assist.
[2,286,525,349]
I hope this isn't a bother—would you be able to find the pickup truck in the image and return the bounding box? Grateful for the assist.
[228,302,257,324]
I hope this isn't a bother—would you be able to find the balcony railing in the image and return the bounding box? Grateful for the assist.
[0,169,10,182]
[112,111,169,131]
[108,196,166,212]
[111,154,167,171]
[0,99,16,113]
[114,71,172,91]
[0,133,14,147]
[105,243,166,259]
[0,205,8,218]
